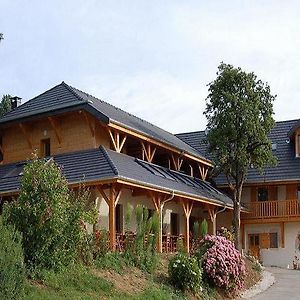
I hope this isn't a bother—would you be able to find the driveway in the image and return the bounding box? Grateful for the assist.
[252,267,300,299]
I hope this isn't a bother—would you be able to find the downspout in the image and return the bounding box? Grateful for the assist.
[159,191,175,252]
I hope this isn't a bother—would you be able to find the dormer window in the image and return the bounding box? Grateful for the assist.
[40,138,51,157]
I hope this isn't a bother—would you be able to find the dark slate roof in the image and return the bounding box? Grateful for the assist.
[0,82,209,163]
[176,119,300,185]
[0,147,232,207]
[176,130,212,159]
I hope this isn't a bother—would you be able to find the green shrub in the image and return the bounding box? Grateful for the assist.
[200,219,208,237]
[124,205,159,273]
[168,252,202,293]
[4,156,91,274]
[0,217,25,299]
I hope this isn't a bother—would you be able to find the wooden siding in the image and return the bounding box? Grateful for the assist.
[2,111,110,164]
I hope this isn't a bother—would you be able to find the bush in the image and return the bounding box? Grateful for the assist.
[4,156,91,274]
[200,235,246,295]
[0,217,25,299]
[168,252,202,293]
[124,205,160,273]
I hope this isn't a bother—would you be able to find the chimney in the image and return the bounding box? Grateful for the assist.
[10,96,22,110]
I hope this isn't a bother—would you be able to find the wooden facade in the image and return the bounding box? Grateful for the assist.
[0,99,227,254]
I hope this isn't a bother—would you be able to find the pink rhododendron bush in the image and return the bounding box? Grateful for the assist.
[200,235,246,294]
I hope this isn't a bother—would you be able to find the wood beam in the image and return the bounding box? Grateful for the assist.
[97,184,122,251]
[108,122,214,167]
[48,116,62,144]
[181,199,193,253]
[171,154,183,171]
[19,123,32,149]
[207,205,217,235]
[199,164,209,181]
[189,165,194,177]
[108,129,127,153]
[141,142,156,163]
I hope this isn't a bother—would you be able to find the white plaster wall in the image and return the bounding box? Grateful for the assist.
[92,187,205,235]
[244,222,300,268]
[90,187,233,238]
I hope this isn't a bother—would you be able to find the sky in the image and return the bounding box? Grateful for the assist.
[1,0,300,134]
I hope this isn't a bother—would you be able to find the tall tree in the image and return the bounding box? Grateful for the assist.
[204,63,276,250]
[0,95,12,117]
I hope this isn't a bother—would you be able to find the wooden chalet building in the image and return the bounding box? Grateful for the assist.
[0,82,233,253]
[177,120,300,268]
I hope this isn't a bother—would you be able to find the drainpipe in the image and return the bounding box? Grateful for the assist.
[159,191,175,253]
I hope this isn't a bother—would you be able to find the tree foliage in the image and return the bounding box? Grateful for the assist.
[4,156,90,273]
[204,63,276,249]
[0,94,12,117]
[0,217,25,300]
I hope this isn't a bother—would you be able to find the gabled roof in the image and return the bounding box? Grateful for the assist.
[0,146,232,207]
[0,82,210,164]
[176,119,300,185]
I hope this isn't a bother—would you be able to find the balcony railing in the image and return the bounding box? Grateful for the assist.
[244,199,300,219]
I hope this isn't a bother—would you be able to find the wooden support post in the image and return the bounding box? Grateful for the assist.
[207,206,217,235]
[171,154,183,171]
[150,192,175,253]
[281,222,285,248]
[189,164,194,177]
[108,129,127,153]
[97,184,122,251]
[199,164,209,181]
[19,123,32,149]
[181,199,193,253]
[141,142,156,163]
[48,116,62,144]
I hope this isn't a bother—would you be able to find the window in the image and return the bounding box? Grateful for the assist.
[40,139,51,157]
[258,188,268,202]
[170,213,179,236]
[148,209,154,219]
[297,187,300,200]
[115,204,123,233]
[269,232,278,248]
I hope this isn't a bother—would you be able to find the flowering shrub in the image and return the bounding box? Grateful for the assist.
[200,235,246,294]
[168,253,202,293]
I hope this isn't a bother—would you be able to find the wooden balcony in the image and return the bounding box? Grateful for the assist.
[244,199,300,219]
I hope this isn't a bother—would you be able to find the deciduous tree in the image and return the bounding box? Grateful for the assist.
[204,63,276,250]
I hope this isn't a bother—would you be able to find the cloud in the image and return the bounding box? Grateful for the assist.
[80,70,209,133]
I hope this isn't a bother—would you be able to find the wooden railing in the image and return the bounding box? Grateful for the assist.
[245,199,300,219]
[115,233,185,253]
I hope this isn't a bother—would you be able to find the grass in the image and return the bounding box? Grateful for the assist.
[23,263,187,300]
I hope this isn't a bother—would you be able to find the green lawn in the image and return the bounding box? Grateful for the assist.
[23,265,186,300]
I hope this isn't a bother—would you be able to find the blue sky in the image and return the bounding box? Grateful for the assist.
[1,1,299,133]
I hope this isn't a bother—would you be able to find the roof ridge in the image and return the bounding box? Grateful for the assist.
[0,82,71,120]
[99,146,119,175]
[176,130,205,136]
[61,81,88,103]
